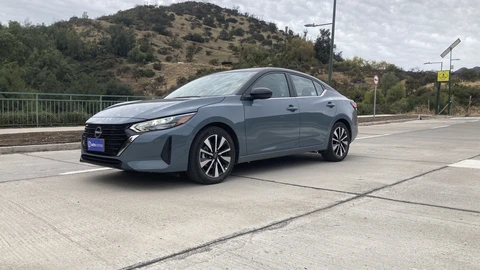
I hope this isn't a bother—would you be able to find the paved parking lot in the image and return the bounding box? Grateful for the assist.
[1,118,479,269]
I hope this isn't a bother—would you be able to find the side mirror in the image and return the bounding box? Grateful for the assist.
[250,87,273,100]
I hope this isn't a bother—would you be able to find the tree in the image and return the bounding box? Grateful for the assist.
[386,82,406,104]
[236,43,270,68]
[0,31,27,64]
[379,72,399,95]
[275,37,316,69]
[233,28,245,37]
[459,69,479,82]
[183,33,205,43]
[104,80,133,96]
[202,16,216,28]
[0,62,28,93]
[127,46,147,63]
[314,29,331,64]
[108,25,136,57]
[363,89,386,104]
[218,29,231,41]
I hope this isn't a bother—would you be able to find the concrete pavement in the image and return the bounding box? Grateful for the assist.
[0,118,479,269]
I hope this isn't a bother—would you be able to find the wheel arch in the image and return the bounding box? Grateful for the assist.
[188,120,240,164]
[330,114,353,141]
[335,118,352,141]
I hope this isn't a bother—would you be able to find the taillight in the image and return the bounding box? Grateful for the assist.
[350,101,357,110]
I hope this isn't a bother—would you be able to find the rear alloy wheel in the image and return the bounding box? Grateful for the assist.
[187,127,236,184]
[321,122,350,162]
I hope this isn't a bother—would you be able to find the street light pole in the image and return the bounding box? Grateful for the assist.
[327,0,337,85]
[440,38,461,116]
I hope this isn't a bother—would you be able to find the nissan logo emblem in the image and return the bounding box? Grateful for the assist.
[94,126,102,138]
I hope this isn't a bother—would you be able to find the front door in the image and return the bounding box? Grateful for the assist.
[243,73,300,156]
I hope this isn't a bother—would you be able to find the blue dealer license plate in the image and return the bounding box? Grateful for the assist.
[87,138,105,152]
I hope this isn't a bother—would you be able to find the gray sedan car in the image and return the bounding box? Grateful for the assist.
[81,67,358,184]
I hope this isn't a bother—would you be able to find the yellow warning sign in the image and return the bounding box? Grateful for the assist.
[437,70,450,82]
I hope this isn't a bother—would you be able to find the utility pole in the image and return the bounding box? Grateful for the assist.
[305,0,337,85]
[327,0,337,85]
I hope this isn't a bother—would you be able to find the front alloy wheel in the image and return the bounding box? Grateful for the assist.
[199,134,232,178]
[322,122,350,162]
[187,127,236,184]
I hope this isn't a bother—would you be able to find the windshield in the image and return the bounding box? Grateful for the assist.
[165,71,257,98]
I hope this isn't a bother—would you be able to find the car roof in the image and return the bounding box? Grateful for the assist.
[224,67,317,79]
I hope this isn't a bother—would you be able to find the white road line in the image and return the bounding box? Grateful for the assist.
[448,160,480,170]
[356,134,390,140]
[430,125,450,129]
[60,168,113,175]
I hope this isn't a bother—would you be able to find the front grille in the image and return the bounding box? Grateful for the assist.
[81,154,122,167]
[82,124,129,156]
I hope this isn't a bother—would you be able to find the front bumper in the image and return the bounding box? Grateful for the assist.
[80,124,195,173]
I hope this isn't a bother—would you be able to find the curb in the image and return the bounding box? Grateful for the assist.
[0,142,81,155]
[359,118,419,126]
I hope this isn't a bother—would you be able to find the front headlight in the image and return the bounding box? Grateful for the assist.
[129,113,195,132]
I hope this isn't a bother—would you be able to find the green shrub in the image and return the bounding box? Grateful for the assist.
[153,62,162,70]
[0,111,91,126]
[133,68,155,78]
[183,33,206,43]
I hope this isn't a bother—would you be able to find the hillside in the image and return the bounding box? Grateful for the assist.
[72,2,289,94]
[0,1,479,115]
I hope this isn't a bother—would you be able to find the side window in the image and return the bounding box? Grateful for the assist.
[313,81,325,96]
[291,75,317,97]
[252,73,290,98]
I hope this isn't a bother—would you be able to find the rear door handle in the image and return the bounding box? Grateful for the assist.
[287,105,298,112]
[327,102,336,108]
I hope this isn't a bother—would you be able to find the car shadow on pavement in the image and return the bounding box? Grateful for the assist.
[89,153,349,189]
[233,153,327,175]
[90,171,197,190]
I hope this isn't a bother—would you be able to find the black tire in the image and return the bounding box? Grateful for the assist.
[321,122,350,162]
[186,126,236,184]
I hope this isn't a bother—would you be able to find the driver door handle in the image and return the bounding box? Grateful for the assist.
[287,105,298,112]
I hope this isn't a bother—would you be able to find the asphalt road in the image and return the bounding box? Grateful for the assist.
[1,118,480,269]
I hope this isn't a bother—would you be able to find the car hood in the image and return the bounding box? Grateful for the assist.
[86,96,225,124]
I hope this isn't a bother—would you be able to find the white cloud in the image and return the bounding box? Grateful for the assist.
[0,0,478,70]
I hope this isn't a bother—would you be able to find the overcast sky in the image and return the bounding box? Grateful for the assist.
[1,0,478,71]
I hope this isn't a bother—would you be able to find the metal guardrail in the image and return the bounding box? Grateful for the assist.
[0,92,161,127]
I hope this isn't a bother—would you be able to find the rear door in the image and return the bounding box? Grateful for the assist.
[289,74,336,147]
[243,73,300,155]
